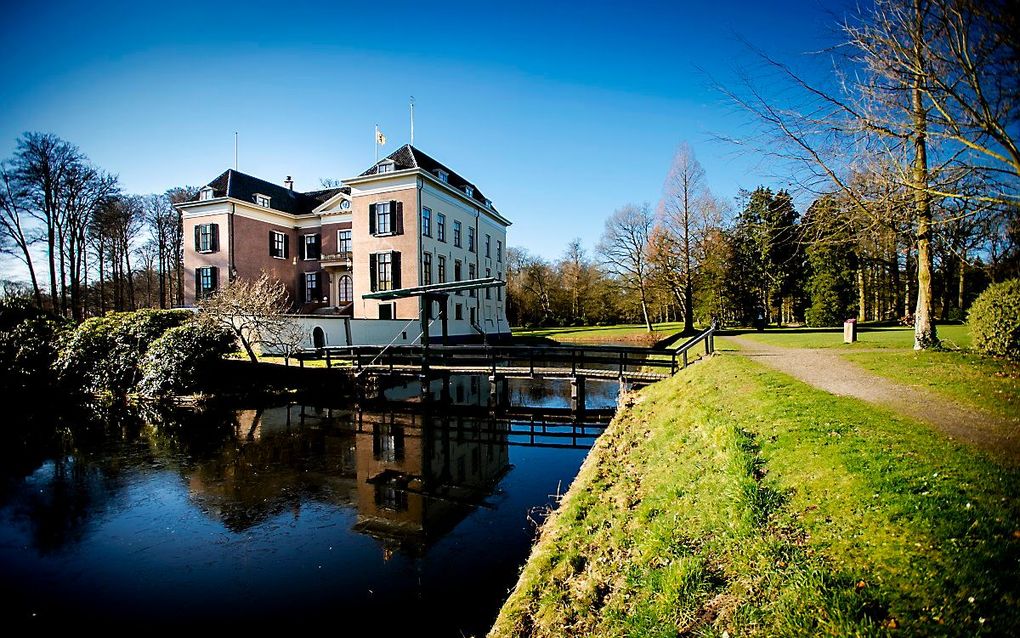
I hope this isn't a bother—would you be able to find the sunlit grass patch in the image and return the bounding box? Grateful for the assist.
[490,354,1020,637]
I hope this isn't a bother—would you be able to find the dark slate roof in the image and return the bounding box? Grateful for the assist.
[192,169,324,215]
[360,145,494,210]
[303,186,349,203]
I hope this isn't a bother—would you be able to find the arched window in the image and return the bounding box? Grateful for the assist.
[312,326,325,349]
[339,275,353,304]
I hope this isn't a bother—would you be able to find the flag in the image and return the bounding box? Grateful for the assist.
[376,128,387,146]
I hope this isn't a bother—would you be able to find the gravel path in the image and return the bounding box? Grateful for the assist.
[724,335,1020,465]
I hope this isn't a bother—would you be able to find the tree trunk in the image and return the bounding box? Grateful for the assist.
[857,265,867,321]
[238,331,259,363]
[639,284,653,332]
[957,252,966,313]
[911,0,937,350]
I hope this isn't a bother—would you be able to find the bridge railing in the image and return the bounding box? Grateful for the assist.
[295,323,717,377]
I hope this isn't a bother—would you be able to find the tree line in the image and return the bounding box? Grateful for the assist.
[0,132,194,319]
[506,143,1017,333]
[509,0,1018,351]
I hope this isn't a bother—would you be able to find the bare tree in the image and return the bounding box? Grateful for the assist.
[598,204,655,332]
[718,0,1018,348]
[658,143,713,333]
[0,161,42,305]
[13,133,81,313]
[198,272,293,362]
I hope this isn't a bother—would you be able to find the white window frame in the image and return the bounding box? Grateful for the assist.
[304,271,320,303]
[338,274,353,304]
[437,213,446,242]
[337,229,352,255]
[453,220,462,247]
[464,185,474,197]
[197,223,215,253]
[375,201,392,235]
[302,233,319,261]
[255,193,271,208]
[422,207,432,237]
[436,169,449,183]
[376,251,394,291]
[199,187,214,201]
[377,162,394,174]
[270,230,286,259]
[468,227,476,253]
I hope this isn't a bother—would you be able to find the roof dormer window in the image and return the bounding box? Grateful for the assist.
[464,185,474,197]
[435,169,448,183]
[484,198,492,208]
[377,162,394,174]
[254,193,271,208]
[199,187,214,201]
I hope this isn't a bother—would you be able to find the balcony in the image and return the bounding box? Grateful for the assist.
[320,251,353,268]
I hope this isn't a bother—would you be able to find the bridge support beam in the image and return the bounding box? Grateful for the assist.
[571,376,586,414]
[488,374,509,411]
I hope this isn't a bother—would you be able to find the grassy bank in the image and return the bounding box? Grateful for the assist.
[490,354,1019,637]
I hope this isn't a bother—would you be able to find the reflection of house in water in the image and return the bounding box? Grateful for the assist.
[184,404,510,554]
[353,411,511,554]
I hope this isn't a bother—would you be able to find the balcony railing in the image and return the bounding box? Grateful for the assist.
[319,251,353,266]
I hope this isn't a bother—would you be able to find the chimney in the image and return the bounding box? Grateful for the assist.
[284,176,294,190]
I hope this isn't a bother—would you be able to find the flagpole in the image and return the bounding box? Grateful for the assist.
[375,124,379,162]
[410,96,415,147]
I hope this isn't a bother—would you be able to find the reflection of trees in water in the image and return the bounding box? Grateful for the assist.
[0,402,151,554]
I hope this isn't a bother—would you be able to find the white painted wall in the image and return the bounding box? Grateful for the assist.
[265,315,511,353]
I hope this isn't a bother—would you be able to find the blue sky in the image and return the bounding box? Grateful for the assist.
[0,0,853,264]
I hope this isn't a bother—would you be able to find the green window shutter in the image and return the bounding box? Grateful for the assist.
[391,251,401,289]
[211,224,219,252]
[369,254,378,292]
[210,267,218,292]
[269,231,274,255]
[194,225,201,251]
[368,203,376,234]
[283,233,289,259]
[195,269,202,299]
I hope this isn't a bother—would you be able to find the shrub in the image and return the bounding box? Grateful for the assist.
[0,298,67,395]
[136,322,236,397]
[969,279,1020,359]
[53,309,193,396]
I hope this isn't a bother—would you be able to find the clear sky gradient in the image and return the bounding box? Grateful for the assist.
[0,0,853,264]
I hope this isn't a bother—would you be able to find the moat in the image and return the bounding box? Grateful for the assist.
[0,375,620,634]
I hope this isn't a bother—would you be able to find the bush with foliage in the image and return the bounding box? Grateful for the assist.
[969,279,1020,359]
[0,298,67,395]
[136,322,236,397]
[53,309,193,396]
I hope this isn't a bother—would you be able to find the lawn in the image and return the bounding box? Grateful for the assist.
[725,323,1020,423]
[843,350,1020,423]
[513,322,686,344]
[732,323,972,349]
[490,354,1019,637]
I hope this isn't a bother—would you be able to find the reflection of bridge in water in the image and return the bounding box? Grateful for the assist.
[186,387,609,555]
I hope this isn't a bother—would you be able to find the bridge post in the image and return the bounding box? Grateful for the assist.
[325,348,332,369]
[571,375,586,413]
[683,350,688,368]
[419,374,430,402]
[705,333,711,355]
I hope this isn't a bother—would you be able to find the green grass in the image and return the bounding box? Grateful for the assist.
[843,350,1020,423]
[490,354,1020,637]
[734,324,972,350]
[513,322,686,343]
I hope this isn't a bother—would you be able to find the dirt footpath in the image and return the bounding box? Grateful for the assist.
[723,336,1020,465]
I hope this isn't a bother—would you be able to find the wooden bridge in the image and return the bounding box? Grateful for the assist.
[295,324,717,385]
